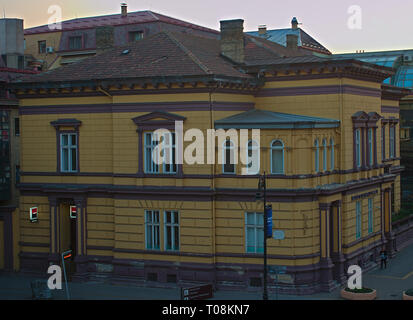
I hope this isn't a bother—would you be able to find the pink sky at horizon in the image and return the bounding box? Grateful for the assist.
[1,0,412,54]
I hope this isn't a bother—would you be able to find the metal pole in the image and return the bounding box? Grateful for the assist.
[263,172,268,301]
[61,252,70,300]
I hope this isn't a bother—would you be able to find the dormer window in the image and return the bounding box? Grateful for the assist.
[129,31,143,42]
[69,36,83,50]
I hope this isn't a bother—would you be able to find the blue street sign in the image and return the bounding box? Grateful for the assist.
[273,230,285,240]
[265,205,272,239]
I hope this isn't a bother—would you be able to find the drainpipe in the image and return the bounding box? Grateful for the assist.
[209,87,217,290]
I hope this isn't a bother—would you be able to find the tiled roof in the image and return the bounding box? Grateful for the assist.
[215,109,340,129]
[247,28,331,55]
[15,31,311,84]
[24,10,219,36]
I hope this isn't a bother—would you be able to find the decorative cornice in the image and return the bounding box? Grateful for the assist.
[50,118,82,130]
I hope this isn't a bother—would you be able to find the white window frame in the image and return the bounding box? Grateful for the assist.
[144,132,159,174]
[314,139,319,173]
[368,198,373,234]
[162,132,177,174]
[368,128,373,166]
[270,139,284,175]
[145,210,160,250]
[60,133,78,173]
[245,212,264,254]
[222,140,236,174]
[164,211,180,251]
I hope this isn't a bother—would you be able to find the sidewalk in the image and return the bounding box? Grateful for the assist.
[1,242,412,300]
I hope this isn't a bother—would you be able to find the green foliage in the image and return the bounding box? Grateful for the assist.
[405,289,413,296]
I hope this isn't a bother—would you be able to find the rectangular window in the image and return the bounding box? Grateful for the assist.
[245,212,264,253]
[60,133,78,173]
[163,132,177,174]
[355,129,361,168]
[144,132,159,174]
[38,40,46,54]
[164,211,179,251]
[356,201,362,239]
[14,117,20,136]
[69,36,83,50]
[129,31,144,42]
[144,132,176,174]
[389,126,395,158]
[368,128,373,166]
[145,210,160,250]
[368,198,373,234]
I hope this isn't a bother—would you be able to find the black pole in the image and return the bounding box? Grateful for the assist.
[263,172,268,301]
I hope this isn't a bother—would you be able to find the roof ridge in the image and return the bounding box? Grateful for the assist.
[164,31,213,75]
[245,34,286,58]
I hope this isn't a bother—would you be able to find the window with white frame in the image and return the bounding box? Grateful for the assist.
[245,212,264,253]
[271,140,284,174]
[223,140,236,174]
[314,139,319,173]
[330,138,335,171]
[144,132,177,174]
[164,211,179,251]
[368,128,373,166]
[246,140,260,175]
[322,139,327,172]
[163,132,177,174]
[355,129,361,168]
[368,198,373,234]
[356,201,362,239]
[145,210,160,250]
[60,133,78,173]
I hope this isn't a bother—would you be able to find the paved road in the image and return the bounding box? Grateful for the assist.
[1,241,412,300]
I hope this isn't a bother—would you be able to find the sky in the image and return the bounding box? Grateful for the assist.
[1,0,413,54]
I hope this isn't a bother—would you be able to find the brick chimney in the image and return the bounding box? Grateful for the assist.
[258,25,267,36]
[286,34,298,50]
[121,3,128,17]
[220,19,245,64]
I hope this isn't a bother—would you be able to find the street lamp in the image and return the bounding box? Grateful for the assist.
[257,172,270,301]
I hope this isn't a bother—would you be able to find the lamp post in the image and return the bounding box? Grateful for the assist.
[257,172,269,300]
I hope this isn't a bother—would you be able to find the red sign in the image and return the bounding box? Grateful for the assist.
[30,207,38,222]
[181,284,213,300]
[70,206,77,219]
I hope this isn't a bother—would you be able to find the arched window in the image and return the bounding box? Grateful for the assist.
[247,140,260,175]
[223,140,235,174]
[322,138,327,172]
[330,138,335,171]
[314,139,319,173]
[271,140,284,174]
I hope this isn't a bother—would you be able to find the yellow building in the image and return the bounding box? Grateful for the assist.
[10,19,409,294]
